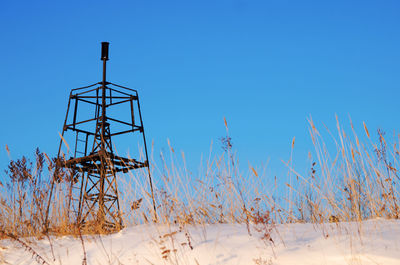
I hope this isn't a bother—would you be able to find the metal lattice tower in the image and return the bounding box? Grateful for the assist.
[45,42,156,231]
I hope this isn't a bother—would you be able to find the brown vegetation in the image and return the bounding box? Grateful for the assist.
[0,118,399,241]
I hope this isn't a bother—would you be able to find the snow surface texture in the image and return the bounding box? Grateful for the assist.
[1,219,399,265]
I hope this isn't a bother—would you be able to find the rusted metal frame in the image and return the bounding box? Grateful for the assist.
[80,198,98,224]
[85,167,114,175]
[111,155,139,163]
[86,193,104,200]
[72,98,78,130]
[105,116,133,127]
[103,157,122,227]
[103,183,118,200]
[137,95,157,220]
[84,168,103,175]
[76,96,130,99]
[87,168,104,176]
[66,117,98,128]
[77,171,86,223]
[130,97,135,130]
[92,122,102,153]
[105,185,118,201]
[63,153,101,166]
[109,87,135,97]
[67,165,85,172]
[73,86,100,95]
[53,44,152,230]
[107,152,144,164]
[108,82,138,93]
[102,199,118,222]
[72,86,101,97]
[79,173,93,224]
[100,195,118,202]
[84,133,89,156]
[110,129,135,137]
[109,161,136,168]
[95,87,100,117]
[103,125,113,152]
[87,172,100,183]
[86,161,102,172]
[69,159,82,217]
[121,164,145,170]
[110,128,142,137]
[73,162,98,173]
[75,97,99,106]
[110,190,121,224]
[105,98,131,107]
[103,174,117,197]
[110,160,144,168]
[57,92,73,162]
[106,152,136,162]
[65,163,99,172]
[70,82,98,92]
[65,127,96,136]
[74,132,79,158]
[101,171,115,178]
[104,197,118,205]
[84,193,100,204]
[85,176,101,196]
[81,160,102,168]
[113,165,141,172]
[109,84,112,105]
[92,143,101,154]
[104,140,113,155]
[104,201,117,214]
[106,159,125,172]
[96,80,110,84]
[90,89,101,155]
[104,204,118,224]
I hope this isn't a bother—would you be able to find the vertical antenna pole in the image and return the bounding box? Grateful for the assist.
[99,42,109,224]
[101,42,109,151]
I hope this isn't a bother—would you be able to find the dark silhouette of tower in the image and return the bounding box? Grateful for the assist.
[45,42,156,231]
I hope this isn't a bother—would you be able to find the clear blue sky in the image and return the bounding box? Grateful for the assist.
[1,0,400,180]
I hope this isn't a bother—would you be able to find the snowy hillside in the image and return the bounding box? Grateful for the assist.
[1,219,399,265]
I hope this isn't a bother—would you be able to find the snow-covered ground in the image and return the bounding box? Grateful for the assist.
[1,219,399,265]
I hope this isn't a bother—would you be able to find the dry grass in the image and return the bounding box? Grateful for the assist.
[0,117,399,241]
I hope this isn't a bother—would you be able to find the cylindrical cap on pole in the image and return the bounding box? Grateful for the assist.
[101,42,109,61]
